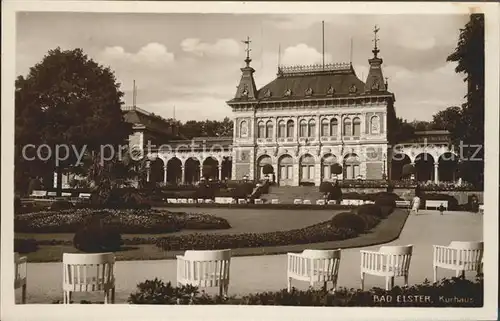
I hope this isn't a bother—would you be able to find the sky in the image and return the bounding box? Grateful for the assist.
[16,12,469,122]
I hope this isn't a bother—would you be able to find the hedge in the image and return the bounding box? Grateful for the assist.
[120,276,483,307]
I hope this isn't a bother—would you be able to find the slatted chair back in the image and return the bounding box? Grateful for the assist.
[62,253,115,293]
[292,249,341,283]
[177,250,231,289]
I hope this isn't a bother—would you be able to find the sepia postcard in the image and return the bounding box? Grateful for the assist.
[1,1,499,321]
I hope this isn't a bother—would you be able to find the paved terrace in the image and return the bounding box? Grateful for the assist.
[17,211,482,304]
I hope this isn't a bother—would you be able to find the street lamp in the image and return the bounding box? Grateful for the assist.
[382,153,387,180]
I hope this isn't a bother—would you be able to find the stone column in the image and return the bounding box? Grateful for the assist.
[273,116,278,142]
[434,162,439,184]
[218,164,222,181]
[181,163,185,184]
[315,115,320,141]
[338,114,343,137]
[199,164,204,182]
[294,116,299,141]
[145,161,151,182]
[410,162,415,181]
[163,160,168,185]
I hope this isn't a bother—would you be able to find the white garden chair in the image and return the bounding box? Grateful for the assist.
[287,249,341,293]
[432,241,483,282]
[176,249,231,297]
[360,245,413,290]
[14,253,27,304]
[62,253,116,304]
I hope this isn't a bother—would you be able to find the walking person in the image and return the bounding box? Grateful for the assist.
[411,195,421,214]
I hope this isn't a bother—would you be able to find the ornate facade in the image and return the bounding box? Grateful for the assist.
[225,33,394,186]
[143,31,459,186]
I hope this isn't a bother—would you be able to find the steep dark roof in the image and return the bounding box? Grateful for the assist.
[122,106,180,138]
[228,63,392,105]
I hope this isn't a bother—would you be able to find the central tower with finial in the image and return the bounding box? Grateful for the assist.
[372,25,380,58]
[243,36,252,67]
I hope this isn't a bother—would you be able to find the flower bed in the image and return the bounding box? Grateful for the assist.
[154,199,394,251]
[14,209,231,234]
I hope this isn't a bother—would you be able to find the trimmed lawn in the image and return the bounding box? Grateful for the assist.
[18,208,409,262]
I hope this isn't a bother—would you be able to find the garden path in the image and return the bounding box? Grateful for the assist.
[16,211,482,304]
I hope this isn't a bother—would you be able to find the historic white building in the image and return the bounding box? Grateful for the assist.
[139,32,459,187]
[226,34,394,186]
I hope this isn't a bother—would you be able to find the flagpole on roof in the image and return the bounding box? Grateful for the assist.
[322,21,325,70]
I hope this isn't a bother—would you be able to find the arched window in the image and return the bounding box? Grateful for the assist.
[370,115,380,134]
[278,120,286,138]
[308,119,316,137]
[343,154,360,179]
[265,120,273,138]
[353,117,361,137]
[321,119,329,136]
[330,118,338,137]
[258,121,265,138]
[286,120,294,138]
[239,120,248,138]
[299,119,307,137]
[343,118,352,136]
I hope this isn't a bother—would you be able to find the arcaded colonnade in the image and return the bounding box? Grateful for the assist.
[144,141,460,186]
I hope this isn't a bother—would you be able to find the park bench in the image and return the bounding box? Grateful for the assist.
[293,199,303,205]
[425,200,448,210]
[166,198,178,204]
[303,199,312,205]
[360,245,413,290]
[47,191,57,198]
[395,200,411,208]
[62,253,116,304]
[271,199,279,204]
[197,198,205,203]
[30,190,47,198]
[187,198,195,204]
[327,200,336,205]
[287,249,341,293]
[432,241,483,282]
[14,253,27,304]
[316,199,326,205]
[176,249,231,297]
[238,199,247,204]
[254,199,264,204]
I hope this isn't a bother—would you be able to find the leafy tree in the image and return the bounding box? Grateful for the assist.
[447,14,484,187]
[15,47,132,194]
[390,117,416,143]
[178,118,234,139]
[432,106,464,143]
[262,164,274,175]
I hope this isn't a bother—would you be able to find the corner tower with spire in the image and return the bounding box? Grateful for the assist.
[364,25,387,93]
[233,36,258,100]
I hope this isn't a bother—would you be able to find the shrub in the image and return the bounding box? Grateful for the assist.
[331,212,366,234]
[14,238,39,254]
[357,214,380,230]
[125,276,483,307]
[374,197,396,216]
[319,182,333,195]
[73,222,122,253]
[49,200,74,211]
[329,183,342,201]
[356,204,383,218]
